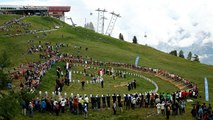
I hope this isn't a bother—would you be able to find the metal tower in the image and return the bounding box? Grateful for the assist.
[95,8,101,32]
[67,17,76,27]
[95,8,107,34]
[105,12,121,36]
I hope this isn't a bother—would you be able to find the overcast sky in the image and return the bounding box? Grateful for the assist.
[1,0,213,50]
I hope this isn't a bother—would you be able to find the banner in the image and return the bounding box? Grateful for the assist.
[135,56,140,67]
[204,77,209,102]
[66,62,69,70]
[69,70,72,82]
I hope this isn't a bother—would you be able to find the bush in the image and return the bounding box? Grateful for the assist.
[0,71,11,90]
[0,91,20,120]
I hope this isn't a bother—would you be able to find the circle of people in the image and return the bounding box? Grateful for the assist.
[12,41,196,96]
[53,62,155,94]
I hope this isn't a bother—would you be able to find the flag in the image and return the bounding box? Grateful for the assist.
[135,56,140,67]
[204,77,209,102]
[66,62,69,70]
[69,70,72,82]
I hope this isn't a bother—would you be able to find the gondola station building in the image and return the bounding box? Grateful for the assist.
[0,5,70,21]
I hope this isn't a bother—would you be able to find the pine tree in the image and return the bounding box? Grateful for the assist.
[193,54,200,62]
[187,51,192,61]
[89,22,95,31]
[179,50,185,58]
[169,50,177,56]
[84,22,95,31]
[119,33,124,40]
[132,36,138,44]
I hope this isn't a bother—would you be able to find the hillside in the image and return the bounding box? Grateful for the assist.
[0,15,213,119]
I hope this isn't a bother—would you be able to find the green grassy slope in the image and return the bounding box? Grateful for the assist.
[0,15,212,102]
[22,16,66,30]
[0,15,213,119]
[0,14,19,25]
[58,26,213,104]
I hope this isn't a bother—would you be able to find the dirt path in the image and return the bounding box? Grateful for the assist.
[114,82,128,88]
[154,74,188,91]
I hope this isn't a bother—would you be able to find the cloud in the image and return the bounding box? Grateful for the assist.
[199,54,213,64]
[82,0,213,48]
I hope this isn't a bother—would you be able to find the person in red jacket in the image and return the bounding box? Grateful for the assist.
[73,96,78,114]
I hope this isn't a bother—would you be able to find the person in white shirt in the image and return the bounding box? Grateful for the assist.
[161,101,165,115]
[155,97,160,104]
[132,97,136,109]
[60,99,66,113]
[156,102,161,114]
[53,99,58,106]
[112,102,116,115]
[84,96,89,110]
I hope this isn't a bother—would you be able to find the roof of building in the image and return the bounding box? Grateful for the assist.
[0,5,70,12]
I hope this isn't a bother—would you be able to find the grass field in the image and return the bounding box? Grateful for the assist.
[37,62,179,96]
[0,14,19,25]
[0,15,213,119]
